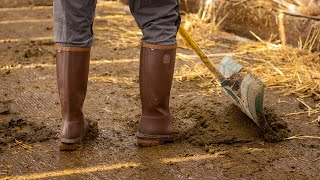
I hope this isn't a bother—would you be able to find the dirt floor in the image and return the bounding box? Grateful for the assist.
[0,1,319,180]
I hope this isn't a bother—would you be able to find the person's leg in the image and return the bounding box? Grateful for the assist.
[129,0,181,146]
[53,0,97,151]
[129,0,181,45]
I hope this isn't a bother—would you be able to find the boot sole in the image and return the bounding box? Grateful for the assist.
[59,121,89,151]
[60,137,83,151]
[137,132,173,147]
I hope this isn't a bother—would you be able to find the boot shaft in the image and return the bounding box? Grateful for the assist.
[139,42,176,117]
[56,46,90,143]
[138,42,176,138]
[56,46,90,119]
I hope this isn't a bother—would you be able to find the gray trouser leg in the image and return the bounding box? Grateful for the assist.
[129,0,181,45]
[53,0,97,47]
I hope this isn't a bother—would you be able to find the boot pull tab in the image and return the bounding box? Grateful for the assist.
[163,54,171,64]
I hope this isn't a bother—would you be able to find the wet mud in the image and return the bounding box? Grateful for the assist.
[263,108,291,142]
[0,100,58,148]
[0,1,319,179]
[0,117,57,146]
[0,113,99,150]
[0,102,10,115]
[183,104,291,146]
[182,106,246,144]
[84,119,100,141]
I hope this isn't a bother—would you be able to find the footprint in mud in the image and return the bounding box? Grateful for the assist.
[0,105,10,115]
[0,117,58,147]
[0,101,12,115]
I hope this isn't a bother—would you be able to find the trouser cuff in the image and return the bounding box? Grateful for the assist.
[56,45,91,52]
[141,42,177,50]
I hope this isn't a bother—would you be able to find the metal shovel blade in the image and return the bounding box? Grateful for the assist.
[219,56,274,133]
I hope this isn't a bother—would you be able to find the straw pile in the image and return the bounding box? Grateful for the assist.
[176,24,320,100]
[174,1,320,111]
[106,1,320,110]
[235,40,320,99]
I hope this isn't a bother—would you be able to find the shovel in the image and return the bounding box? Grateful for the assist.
[178,26,275,135]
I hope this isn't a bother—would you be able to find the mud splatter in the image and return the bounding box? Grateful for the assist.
[180,104,258,146]
[182,104,290,146]
[84,119,100,141]
[263,108,291,142]
[0,118,58,146]
[0,104,10,115]
[184,116,253,146]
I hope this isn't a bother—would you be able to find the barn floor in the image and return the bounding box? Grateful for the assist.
[0,1,319,179]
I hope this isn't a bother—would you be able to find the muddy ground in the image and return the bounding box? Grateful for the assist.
[0,1,319,179]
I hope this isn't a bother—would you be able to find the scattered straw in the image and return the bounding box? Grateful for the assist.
[307,116,320,124]
[286,136,320,140]
[297,98,313,114]
[15,140,32,151]
[89,76,134,85]
[285,110,318,116]
[234,40,320,99]
[278,12,286,46]
[175,1,320,116]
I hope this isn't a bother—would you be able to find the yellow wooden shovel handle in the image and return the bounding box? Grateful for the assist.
[178,26,225,81]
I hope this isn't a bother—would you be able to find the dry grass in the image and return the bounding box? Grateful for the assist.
[176,1,320,107]
[235,41,320,99]
[109,0,320,108]
[176,32,320,99]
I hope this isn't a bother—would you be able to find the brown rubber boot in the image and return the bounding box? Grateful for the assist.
[56,46,90,151]
[137,42,176,147]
